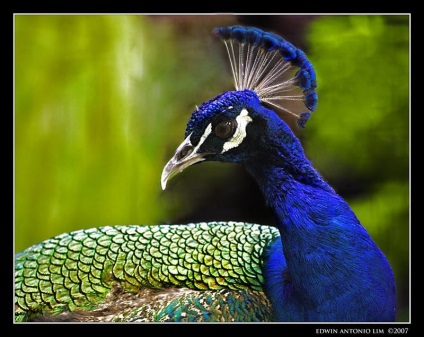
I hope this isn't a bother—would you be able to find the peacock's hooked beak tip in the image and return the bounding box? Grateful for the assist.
[161,134,206,190]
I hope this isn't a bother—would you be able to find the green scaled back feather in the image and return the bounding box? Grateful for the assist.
[15,222,279,322]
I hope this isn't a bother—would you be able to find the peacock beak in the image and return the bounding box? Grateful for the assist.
[161,133,207,190]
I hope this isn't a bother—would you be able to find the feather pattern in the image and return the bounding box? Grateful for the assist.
[15,222,279,322]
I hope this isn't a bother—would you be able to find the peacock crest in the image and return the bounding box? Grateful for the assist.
[213,26,318,128]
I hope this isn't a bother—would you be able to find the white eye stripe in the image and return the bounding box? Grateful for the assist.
[194,123,212,152]
[221,109,252,153]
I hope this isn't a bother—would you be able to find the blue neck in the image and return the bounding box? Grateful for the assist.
[243,120,396,321]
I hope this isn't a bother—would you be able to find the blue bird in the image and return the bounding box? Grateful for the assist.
[15,25,396,322]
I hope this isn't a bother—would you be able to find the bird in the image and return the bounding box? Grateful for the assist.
[14,25,396,322]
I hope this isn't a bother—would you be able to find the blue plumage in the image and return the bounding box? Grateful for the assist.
[162,25,396,321]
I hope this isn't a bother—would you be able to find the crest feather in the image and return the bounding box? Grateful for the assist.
[213,26,318,128]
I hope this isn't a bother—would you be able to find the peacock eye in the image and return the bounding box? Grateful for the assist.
[214,119,237,139]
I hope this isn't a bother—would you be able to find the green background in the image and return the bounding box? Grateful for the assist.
[14,14,409,321]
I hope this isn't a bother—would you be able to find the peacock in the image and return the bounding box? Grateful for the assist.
[14,25,396,322]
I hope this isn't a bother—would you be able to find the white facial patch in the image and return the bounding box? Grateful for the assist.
[222,109,252,153]
[195,123,212,152]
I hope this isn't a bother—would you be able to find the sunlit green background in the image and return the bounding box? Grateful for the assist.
[14,15,409,321]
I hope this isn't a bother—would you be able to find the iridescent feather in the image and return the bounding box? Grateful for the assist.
[15,222,279,322]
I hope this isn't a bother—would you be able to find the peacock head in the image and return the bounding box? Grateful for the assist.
[161,25,318,190]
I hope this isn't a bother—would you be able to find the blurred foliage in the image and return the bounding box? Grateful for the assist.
[14,15,234,252]
[14,15,409,321]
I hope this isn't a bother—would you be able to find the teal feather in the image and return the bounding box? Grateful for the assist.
[15,222,279,322]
